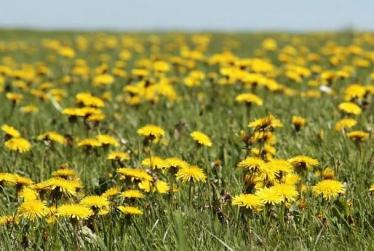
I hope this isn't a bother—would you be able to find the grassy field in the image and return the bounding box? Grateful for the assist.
[0,30,373,250]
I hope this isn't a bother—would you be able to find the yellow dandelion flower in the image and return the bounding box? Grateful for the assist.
[87,113,105,122]
[283,173,301,185]
[256,186,284,205]
[254,169,277,185]
[0,173,18,185]
[262,38,277,51]
[58,46,75,58]
[235,93,263,106]
[93,74,114,86]
[101,186,121,198]
[117,206,143,216]
[107,151,130,161]
[132,68,149,77]
[62,107,86,118]
[116,167,153,181]
[45,207,57,224]
[96,134,119,146]
[76,92,105,108]
[272,183,299,202]
[34,177,82,196]
[250,131,277,145]
[37,131,66,145]
[4,138,32,153]
[313,180,345,199]
[80,107,103,117]
[18,200,49,221]
[154,180,170,194]
[367,85,374,94]
[248,114,283,131]
[288,155,319,169]
[14,174,33,186]
[20,104,39,114]
[347,131,369,142]
[57,204,93,220]
[338,102,362,115]
[138,180,152,192]
[232,194,263,211]
[137,124,165,142]
[138,180,170,194]
[335,118,357,131]
[369,184,374,192]
[121,189,145,199]
[176,165,206,183]
[1,124,21,138]
[164,157,189,169]
[0,215,15,225]
[52,167,77,179]
[344,84,367,101]
[142,156,168,169]
[77,138,102,148]
[322,167,335,180]
[291,116,306,130]
[261,159,294,175]
[6,92,23,103]
[251,144,276,160]
[19,187,39,201]
[237,157,264,171]
[80,195,110,215]
[190,131,212,147]
[0,173,33,186]
[153,60,170,72]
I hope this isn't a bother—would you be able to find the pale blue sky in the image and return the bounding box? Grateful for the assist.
[0,0,373,31]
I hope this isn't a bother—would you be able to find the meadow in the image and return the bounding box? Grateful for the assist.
[0,30,373,250]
